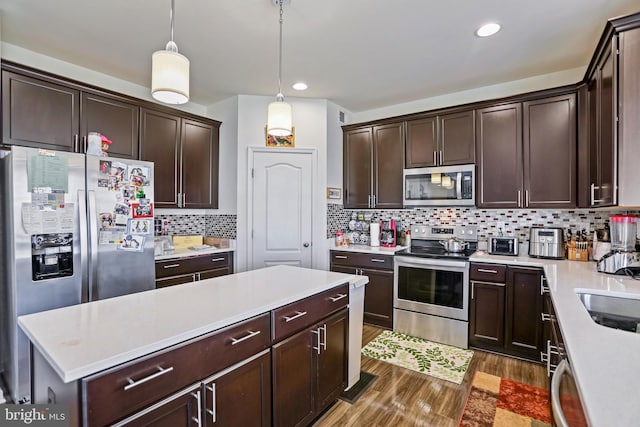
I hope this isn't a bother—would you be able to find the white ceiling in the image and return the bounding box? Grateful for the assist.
[0,0,638,113]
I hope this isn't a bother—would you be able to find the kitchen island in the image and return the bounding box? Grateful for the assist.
[19,265,367,426]
[471,253,640,427]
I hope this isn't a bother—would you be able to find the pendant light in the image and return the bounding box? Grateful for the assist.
[267,0,293,137]
[152,0,190,105]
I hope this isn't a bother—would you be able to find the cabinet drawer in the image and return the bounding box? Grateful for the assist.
[155,253,230,279]
[83,312,270,427]
[272,284,349,342]
[155,273,196,289]
[470,263,507,282]
[330,251,393,270]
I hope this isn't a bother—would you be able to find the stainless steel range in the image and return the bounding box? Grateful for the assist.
[394,225,477,348]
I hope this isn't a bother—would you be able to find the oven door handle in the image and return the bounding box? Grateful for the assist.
[456,172,462,199]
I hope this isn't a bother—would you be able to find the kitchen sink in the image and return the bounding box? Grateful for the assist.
[577,292,640,334]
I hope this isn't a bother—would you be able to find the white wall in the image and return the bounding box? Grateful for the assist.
[326,101,351,199]
[233,95,329,272]
[1,42,208,117]
[351,66,585,123]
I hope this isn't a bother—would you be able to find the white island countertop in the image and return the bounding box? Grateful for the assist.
[470,253,640,427]
[18,265,367,384]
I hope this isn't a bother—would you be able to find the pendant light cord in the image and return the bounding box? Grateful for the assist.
[170,0,175,43]
[277,0,284,100]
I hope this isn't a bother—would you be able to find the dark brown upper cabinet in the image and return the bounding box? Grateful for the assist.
[80,92,139,159]
[477,94,576,209]
[580,15,640,207]
[523,93,576,208]
[2,70,79,152]
[586,37,617,207]
[2,69,139,158]
[140,109,219,209]
[343,122,403,209]
[405,110,475,168]
[476,102,523,208]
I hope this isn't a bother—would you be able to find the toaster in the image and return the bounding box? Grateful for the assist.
[529,227,564,259]
[488,236,519,256]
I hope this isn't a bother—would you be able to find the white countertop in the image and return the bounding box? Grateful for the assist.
[330,244,407,255]
[18,265,367,383]
[155,246,234,261]
[470,253,640,427]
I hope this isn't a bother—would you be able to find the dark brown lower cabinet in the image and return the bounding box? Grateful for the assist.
[469,280,505,351]
[330,251,394,329]
[505,267,544,360]
[469,263,544,362]
[115,385,201,427]
[202,351,271,427]
[272,309,348,427]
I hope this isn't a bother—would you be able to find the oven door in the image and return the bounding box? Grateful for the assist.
[394,256,469,321]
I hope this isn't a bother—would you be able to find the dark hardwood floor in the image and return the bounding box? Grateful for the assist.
[313,325,548,426]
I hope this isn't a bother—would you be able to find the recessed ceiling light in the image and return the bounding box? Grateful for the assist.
[292,82,308,91]
[475,23,501,37]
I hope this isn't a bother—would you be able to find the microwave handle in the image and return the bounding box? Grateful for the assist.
[456,172,462,199]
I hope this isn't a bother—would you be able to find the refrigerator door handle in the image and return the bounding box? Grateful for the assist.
[88,190,99,301]
[78,190,90,303]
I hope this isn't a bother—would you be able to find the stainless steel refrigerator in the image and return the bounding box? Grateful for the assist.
[0,145,156,403]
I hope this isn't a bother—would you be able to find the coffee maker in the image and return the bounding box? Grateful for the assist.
[597,215,640,275]
[380,219,396,247]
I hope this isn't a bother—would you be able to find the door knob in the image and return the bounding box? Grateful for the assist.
[303,242,310,247]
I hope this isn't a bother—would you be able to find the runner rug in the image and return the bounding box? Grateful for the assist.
[458,371,551,426]
[361,330,473,384]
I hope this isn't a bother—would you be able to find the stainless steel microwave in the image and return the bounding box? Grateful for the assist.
[403,164,475,207]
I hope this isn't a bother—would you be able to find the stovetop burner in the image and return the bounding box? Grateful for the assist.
[397,225,478,260]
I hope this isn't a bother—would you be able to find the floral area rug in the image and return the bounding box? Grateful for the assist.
[458,371,551,426]
[361,330,473,384]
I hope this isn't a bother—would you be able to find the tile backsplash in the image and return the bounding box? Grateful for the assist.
[327,203,640,241]
[155,213,237,239]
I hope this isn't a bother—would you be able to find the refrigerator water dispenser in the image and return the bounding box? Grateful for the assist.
[31,233,73,281]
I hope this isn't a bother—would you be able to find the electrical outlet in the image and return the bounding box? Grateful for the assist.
[496,221,506,234]
[578,222,590,233]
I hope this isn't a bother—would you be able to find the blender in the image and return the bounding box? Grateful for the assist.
[597,215,640,275]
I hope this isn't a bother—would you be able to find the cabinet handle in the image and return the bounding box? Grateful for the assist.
[82,135,87,153]
[433,151,437,165]
[210,257,225,262]
[230,330,261,345]
[123,366,174,391]
[205,384,216,423]
[329,293,347,302]
[183,193,186,207]
[321,324,327,351]
[541,313,552,322]
[283,311,307,323]
[440,150,443,165]
[540,277,550,295]
[368,195,372,208]
[370,258,386,263]
[477,268,498,274]
[73,134,79,152]
[517,190,522,208]
[163,264,181,269]
[312,327,322,354]
[525,190,530,207]
[334,255,348,259]
[191,391,202,427]
[373,194,377,207]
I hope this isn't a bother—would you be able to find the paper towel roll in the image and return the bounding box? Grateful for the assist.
[370,222,380,247]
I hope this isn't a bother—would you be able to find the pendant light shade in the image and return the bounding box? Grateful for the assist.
[151,0,189,105]
[267,0,293,137]
[267,96,292,137]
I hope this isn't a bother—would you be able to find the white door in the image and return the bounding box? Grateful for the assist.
[251,149,313,269]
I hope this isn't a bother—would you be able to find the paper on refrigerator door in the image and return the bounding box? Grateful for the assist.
[21,203,75,234]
